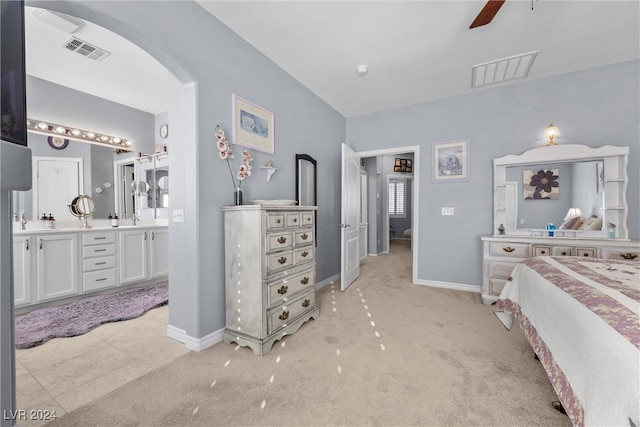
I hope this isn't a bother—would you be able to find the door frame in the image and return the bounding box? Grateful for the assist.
[32,156,84,221]
[357,146,420,285]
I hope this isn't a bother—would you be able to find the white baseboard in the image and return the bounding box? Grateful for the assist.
[167,324,224,352]
[316,272,341,290]
[414,279,480,294]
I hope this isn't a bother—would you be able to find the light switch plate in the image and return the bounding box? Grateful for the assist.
[172,209,184,223]
[441,207,455,216]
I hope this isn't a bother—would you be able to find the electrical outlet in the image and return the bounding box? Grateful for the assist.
[172,209,184,223]
[441,207,455,216]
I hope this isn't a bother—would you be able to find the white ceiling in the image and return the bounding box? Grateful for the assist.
[25,1,640,118]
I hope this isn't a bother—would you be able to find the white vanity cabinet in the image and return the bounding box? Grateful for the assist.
[223,205,318,355]
[36,233,79,302]
[118,227,168,285]
[13,236,33,307]
[82,231,117,292]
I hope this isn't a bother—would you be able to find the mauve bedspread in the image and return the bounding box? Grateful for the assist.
[495,256,639,427]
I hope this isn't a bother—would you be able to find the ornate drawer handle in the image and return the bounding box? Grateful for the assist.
[277,236,287,244]
[277,256,287,264]
[277,285,288,295]
[620,253,638,260]
[502,246,515,253]
[279,311,289,321]
[301,251,309,257]
[276,219,281,224]
[301,233,308,240]
[301,277,309,285]
[302,299,310,308]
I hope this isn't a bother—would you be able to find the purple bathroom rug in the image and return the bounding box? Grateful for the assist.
[15,283,168,349]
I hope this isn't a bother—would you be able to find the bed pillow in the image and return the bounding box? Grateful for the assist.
[580,216,602,231]
[559,216,581,230]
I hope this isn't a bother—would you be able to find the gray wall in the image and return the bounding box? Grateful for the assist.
[28,1,346,342]
[347,60,639,287]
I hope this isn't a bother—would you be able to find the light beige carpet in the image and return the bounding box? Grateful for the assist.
[50,240,570,426]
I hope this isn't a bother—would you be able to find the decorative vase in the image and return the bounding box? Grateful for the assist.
[234,187,243,206]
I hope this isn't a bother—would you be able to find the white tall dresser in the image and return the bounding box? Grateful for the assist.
[222,205,318,355]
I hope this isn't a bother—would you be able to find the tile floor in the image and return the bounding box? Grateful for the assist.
[14,305,189,426]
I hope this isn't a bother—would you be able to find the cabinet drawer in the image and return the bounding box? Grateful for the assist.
[268,290,316,334]
[301,212,314,226]
[285,213,301,228]
[533,245,552,256]
[82,243,116,258]
[267,232,293,252]
[83,268,116,291]
[294,246,314,265]
[489,242,529,258]
[488,261,518,279]
[82,232,116,245]
[551,246,573,257]
[294,229,313,246]
[83,256,116,272]
[601,248,639,261]
[267,269,315,307]
[267,213,285,229]
[575,247,596,258]
[266,250,293,273]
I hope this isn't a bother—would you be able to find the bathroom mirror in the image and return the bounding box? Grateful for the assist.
[493,144,629,239]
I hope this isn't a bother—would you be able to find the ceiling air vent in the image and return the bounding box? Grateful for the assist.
[471,51,538,89]
[63,37,111,62]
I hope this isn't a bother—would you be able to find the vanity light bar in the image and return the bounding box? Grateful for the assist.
[26,118,132,150]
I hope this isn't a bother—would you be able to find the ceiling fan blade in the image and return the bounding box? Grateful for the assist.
[470,0,506,29]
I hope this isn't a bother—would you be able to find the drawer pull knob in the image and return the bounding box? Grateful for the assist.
[293,218,298,223]
[279,311,289,321]
[277,285,288,295]
[278,256,287,265]
[620,253,638,260]
[96,277,107,282]
[96,261,107,265]
[301,277,309,285]
[302,299,310,308]
[95,237,106,240]
[276,219,281,224]
[583,253,589,257]
[539,250,546,255]
[561,251,568,256]
[301,251,309,257]
[277,236,287,244]
[301,233,308,240]
[95,248,106,252]
[502,246,515,253]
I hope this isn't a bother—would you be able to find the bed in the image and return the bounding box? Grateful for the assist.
[494,256,639,426]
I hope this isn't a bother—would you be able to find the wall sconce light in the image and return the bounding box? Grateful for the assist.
[260,160,279,182]
[103,182,112,191]
[26,118,132,150]
[95,187,103,194]
[543,124,561,146]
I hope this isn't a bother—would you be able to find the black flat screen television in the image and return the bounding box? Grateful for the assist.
[1,0,27,146]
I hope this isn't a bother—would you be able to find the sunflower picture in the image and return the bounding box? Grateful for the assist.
[523,169,559,200]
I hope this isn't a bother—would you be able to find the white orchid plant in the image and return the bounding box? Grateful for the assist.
[215,125,253,190]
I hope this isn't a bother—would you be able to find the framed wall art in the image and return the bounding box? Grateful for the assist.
[432,140,469,182]
[393,158,412,173]
[232,94,274,154]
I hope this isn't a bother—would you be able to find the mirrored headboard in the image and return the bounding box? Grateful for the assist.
[493,144,629,239]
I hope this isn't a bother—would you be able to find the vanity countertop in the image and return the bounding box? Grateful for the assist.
[12,221,168,235]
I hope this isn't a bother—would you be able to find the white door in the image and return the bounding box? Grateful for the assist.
[34,158,82,221]
[341,143,361,291]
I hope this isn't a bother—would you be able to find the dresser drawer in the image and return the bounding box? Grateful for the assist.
[83,256,116,272]
[267,232,293,252]
[267,213,285,229]
[489,242,529,258]
[574,247,596,258]
[294,229,313,246]
[551,246,573,256]
[294,246,314,265]
[267,269,315,307]
[83,268,116,291]
[489,278,508,296]
[601,248,639,261]
[268,290,316,334]
[488,261,518,279]
[533,245,551,256]
[285,213,301,228]
[301,212,314,226]
[82,232,116,245]
[82,243,116,258]
[266,250,294,273]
